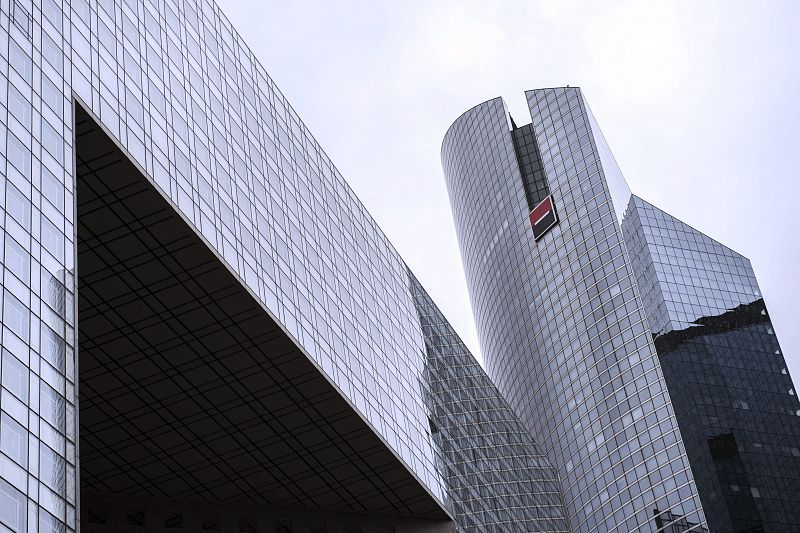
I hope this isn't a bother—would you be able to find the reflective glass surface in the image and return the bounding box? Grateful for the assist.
[410,270,568,532]
[0,0,568,531]
[623,196,800,531]
[442,88,707,532]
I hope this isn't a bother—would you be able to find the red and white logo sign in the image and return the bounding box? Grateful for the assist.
[529,195,558,241]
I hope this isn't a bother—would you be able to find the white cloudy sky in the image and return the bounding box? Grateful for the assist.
[219,0,800,386]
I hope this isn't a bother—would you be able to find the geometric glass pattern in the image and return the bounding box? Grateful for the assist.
[442,89,710,532]
[0,0,570,531]
[443,88,800,533]
[623,196,800,531]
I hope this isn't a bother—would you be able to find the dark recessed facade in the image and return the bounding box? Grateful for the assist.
[441,88,800,532]
[0,2,570,532]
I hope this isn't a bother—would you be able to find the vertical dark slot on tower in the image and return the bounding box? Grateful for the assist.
[510,122,549,211]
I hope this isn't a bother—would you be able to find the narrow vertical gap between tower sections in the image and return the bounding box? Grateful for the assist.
[509,121,550,212]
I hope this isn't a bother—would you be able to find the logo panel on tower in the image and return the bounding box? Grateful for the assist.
[529,195,558,241]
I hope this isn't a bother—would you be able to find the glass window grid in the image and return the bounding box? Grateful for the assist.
[622,195,800,529]
[441,89,708,532]
[0,0,572,531]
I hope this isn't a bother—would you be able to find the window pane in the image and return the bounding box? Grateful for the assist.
[42,0,61,25]
[6,182,31,229]
[8,84,31,128]
[9,40,32,82]
[3,291,30,342]
[42,33,62,75]
[4,236,29,283]
[42,326,65,371]
[11,1,32,36]
[41,166,64,210]
[40,509,65,533]
[42,75,62,119]
[41,217,64,263]
[42,121,64,164]
[41,382,65,430]
[43,271,67,320]
[0,411,27,466]
[0,477,26,532]
[1,350,28,401]
[7,133,31,178]
[40,445,65,493]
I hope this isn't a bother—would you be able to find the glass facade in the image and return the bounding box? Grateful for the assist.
[510,122,549,210]
[410,270,567,532]
[0,1,567,532]
[442,89,707,532]
[623,196,800,531]
[443,87,800,533]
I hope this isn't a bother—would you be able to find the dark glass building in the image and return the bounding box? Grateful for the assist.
[623,196,800,531]
[0,1,570,532]
[442,88,800,532]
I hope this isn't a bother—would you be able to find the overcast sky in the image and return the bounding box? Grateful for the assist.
[219,0,800,387]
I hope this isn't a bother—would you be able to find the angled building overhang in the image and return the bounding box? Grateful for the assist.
[75,102,450,521]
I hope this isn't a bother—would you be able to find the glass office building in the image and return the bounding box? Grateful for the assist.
[0,1,571,532]
[622,196,800,531]
[442,88,800,532]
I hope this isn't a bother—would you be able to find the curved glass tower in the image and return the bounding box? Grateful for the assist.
[442,89,706,532]
[442,87,800,533]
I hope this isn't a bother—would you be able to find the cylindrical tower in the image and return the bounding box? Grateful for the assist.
[441,88,706,532]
